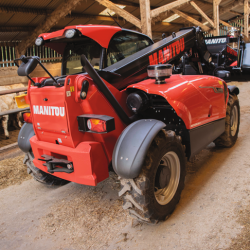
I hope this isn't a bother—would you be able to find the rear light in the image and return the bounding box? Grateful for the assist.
[22,112,32,123]
[87,119,107,133]
[77,115,115,133]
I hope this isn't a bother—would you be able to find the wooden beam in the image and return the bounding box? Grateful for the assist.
[16,0,84,57]
[151,0,190,19]
[0,42,20,47]
[229,10,243,16]
[95,0,141,29]
[139,0,152,38]
[0,5,126,22]
[111,0,140,8]
[190,1,214,27]
[219,0,244,17]
[244,0,249,38]
[219,19,233,28]
[0,5,49,15]
[159,22,184,27]
[213,0,220,36]
[152,10,200,24]
[67,13,124,21]
[172,9,210,31]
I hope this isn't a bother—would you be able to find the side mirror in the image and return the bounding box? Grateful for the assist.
[17,56,40,76]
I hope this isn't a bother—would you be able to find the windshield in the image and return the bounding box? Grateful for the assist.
[62,38,102,75]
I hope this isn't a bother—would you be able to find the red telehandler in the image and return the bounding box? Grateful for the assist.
[15,25,240,223]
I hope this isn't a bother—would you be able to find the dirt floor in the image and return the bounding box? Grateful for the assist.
[0,124,20,148]
[1,81,250,250]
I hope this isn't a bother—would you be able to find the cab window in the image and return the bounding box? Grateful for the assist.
[107,31,153,66]
[63,39,102,75]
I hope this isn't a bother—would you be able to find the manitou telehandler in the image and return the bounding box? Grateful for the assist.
[15,25,240,223]
[182,29,250,80]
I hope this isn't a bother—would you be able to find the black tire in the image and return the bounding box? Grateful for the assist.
[23,151,69,186]
[119,130,186,224]
[214,94,240,147]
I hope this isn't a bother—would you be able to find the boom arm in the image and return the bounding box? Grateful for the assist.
[101,26,214,89]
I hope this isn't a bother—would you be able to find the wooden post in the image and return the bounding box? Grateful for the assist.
[244,0,249,38]
[213,0,221,36]
[139,0,152,38]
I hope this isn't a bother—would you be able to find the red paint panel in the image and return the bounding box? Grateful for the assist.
[127,74,226,129]
[230,61,237,67]
[39,25,121,49]
[30,136,109,186]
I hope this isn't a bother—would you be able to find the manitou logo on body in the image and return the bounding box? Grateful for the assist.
[205,38,227,45]
[149,38,185,65]
[33,105,65,117]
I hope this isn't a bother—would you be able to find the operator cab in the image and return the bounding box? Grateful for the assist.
[34,25,153,89]
[61,30,153,75]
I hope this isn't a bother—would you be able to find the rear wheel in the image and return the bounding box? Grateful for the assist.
[214,94,240,147]
[24,151,69,186]
[119,130,186,224]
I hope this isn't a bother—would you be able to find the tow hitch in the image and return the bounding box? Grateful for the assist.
[38,155,74,173]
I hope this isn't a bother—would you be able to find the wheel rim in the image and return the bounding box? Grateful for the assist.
[154,151,181,205]
[231,105,238,137]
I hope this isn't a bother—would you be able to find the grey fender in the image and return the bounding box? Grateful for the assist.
[228,85,239,95]
[112,119,166,179]
[18,123,35,153]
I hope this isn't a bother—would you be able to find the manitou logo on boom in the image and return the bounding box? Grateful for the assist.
[33,105,65,117]
[149,38,185,65]
[205,38,227,45]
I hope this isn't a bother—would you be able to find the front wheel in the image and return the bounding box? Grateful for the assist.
[24,151,69,186]
[119,130,186,224]
[214,94,240,147]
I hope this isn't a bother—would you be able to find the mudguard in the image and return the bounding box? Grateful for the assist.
[18,123,35,153]
[228,85,239,95]
[112,119,166,179]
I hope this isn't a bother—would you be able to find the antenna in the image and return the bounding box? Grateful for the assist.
[108,12,122,28]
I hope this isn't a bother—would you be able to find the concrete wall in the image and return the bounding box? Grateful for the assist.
[0,62,61,86]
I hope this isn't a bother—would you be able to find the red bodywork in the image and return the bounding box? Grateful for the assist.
[230,61,238,67]
[39,25,122,54]
[27,74,227,186]
[27,75,131,186]
[128,75,227,129]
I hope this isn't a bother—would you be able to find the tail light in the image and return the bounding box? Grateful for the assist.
[87,119,107,133]
[22,112,32,123]
[77,115,115,133]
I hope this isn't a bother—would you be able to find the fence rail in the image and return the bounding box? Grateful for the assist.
[0,87,29,117]
[0,107,30,116]
[0,87,27,96]
[0,45,62,68]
